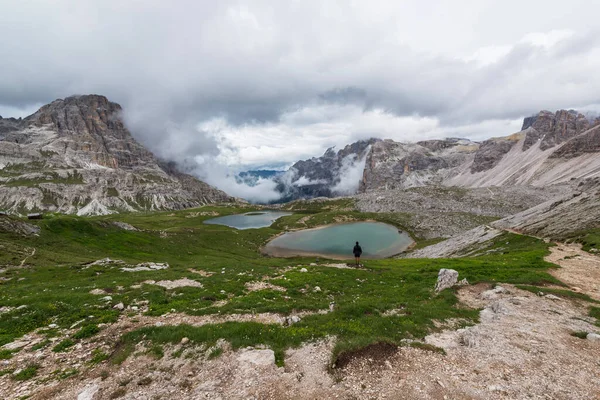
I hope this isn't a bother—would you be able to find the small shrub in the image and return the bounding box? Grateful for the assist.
[207,347,223,360]
[171,348,184,358]
[13,364,39,381]
[571,331,588,339]
[54,368,78,380]
[148,344,164,360]
[52,339,75,353]
[31,340,51,351]
[73,324,100,340]
[89,348,109,365]
[0,349,14,360]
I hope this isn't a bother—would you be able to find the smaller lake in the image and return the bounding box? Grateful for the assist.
[203,211,292,230]
[263,222,414,259]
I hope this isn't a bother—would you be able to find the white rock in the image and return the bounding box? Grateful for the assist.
[285,315,301,325]
[313,286,321,292]
[113,302,124,311]
[481,286,509,300]
[2,339,30,351]
[100,296,112,302]
[237,349,275,366]
[300,268,308,273]
[70,319,85,329]
[89,289,106,295]
[77,383,100,400]
[48,323,58,329]
[545,294,561,301]
[587,333,600,341]
[435,269,458,292]
[181,337,190,345]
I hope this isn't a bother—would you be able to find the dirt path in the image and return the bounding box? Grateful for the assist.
[18,247,35,267]
[546,243,600,301]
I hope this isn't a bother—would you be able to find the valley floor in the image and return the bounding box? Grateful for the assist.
[0,202,599,399]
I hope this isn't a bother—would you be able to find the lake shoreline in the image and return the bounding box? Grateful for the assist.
[262,221,414,259]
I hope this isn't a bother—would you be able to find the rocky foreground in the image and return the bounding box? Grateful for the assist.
[3,245,599,400]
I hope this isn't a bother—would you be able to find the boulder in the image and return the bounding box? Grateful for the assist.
[435,269,459,292]
[237,349,275,366]
[587,333,600,341]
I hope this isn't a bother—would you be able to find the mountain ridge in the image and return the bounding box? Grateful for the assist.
[274,108,600,199]
[0,95,235,215]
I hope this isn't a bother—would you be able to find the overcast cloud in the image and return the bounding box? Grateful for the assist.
[1,0,600,177]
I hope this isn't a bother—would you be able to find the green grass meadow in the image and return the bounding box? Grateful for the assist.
[0,200,581,366]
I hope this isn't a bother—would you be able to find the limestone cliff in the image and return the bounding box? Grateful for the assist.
[0,95,234,215]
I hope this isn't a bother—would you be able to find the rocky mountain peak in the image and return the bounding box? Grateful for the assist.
[0,94,234,215]
[522,109,591,151]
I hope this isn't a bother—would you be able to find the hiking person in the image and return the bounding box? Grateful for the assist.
[353,241,362,265]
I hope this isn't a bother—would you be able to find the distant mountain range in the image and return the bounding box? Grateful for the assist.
[2,94,600,214]
[0,95,234,215]
[271,109,600,201]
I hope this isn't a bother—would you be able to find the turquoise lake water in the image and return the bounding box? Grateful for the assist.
[203,211,293,230]
[263,222,414,259]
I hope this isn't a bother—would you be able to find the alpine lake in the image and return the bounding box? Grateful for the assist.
[204,211,414,259]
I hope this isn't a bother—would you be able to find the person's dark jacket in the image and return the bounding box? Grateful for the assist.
[353,244,362,257]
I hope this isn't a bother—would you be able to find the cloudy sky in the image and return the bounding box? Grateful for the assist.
[2,0,600,180]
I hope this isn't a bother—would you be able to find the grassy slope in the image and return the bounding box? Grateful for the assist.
[0,201,571,365]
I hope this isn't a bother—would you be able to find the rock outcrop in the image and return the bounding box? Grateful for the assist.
[435,269,459,292]
[359,138,477,192]
[274,139,377,201]
[0,95,234,215]
[522,110,597,151]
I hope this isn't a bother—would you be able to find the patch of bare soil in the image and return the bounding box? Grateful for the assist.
[546,243,600,300]
[188,268,214,277]
[245,281,287,292]
[334,342,398,369]
[145,278,203,289]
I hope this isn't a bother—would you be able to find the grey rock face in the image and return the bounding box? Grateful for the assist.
[523,110,591,151]
[551,124,600,158]
[359,138,477,192]
[0,95,235,215]
[470,138,518,173]
[435,269,459,292]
